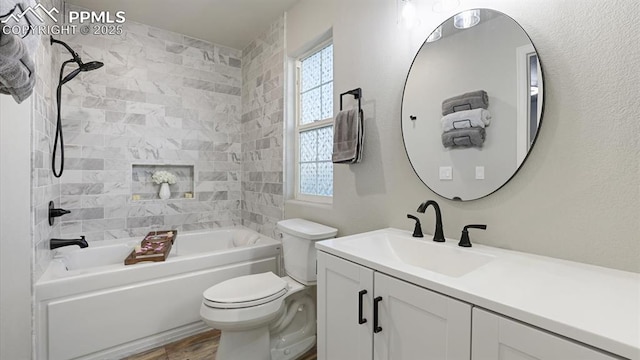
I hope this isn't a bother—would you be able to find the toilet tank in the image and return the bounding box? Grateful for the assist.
[277,218,338,285]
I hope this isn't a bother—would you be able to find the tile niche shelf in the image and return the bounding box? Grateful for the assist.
[132,164,195,201]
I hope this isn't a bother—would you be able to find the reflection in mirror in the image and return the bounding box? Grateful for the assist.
[402,9,544,201]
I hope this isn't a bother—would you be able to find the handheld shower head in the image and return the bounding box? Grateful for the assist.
[81,61,104,71]
[50,37,105,177]
[60,60,104,85]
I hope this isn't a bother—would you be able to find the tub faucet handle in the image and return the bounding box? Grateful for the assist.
[48,200,71,226]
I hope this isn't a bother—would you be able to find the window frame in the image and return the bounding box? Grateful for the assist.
[294,40,334,204]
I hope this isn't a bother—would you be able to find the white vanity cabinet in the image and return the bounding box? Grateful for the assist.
[317,252,472,360]
[315,229,638,359]
[318,250,625,360]
[472,308,619,360]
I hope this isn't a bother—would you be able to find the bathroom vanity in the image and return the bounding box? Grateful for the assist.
[315,228,639,360]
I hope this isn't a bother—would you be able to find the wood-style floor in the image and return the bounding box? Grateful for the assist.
[123,329,317,360]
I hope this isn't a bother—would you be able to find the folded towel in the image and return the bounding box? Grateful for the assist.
[441,109,491,132]
[0,32,36,103]
[442,90,489,115]
[332,109,364,164]
[442,128,486,148]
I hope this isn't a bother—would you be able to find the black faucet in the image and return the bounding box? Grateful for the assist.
[416,200,445,242]
[50,236,88,250]
[406,214,423,238]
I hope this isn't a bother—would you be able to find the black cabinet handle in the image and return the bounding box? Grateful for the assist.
[358,290,367,324]
[373,296,383,333]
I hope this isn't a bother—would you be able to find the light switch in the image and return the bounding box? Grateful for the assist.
[439,166,452,180]
[475,166,485,180]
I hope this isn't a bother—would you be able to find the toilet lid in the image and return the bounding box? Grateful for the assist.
[203,272,288,308]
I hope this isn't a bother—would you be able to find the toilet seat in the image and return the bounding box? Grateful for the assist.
[203,272,288,309]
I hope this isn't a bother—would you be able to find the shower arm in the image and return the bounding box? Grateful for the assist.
[50,36,82,64]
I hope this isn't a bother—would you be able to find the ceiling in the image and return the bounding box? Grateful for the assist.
[66,0,300,50]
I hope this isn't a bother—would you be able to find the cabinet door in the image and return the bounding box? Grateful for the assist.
[373,272,471,360]
[472,308,618,360]
[317,252,374,360]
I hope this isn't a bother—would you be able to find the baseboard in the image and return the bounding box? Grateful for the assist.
[77,322,210,360]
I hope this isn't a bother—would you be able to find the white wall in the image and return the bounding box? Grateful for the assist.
[285,0,640,272]
[0,96,33,359]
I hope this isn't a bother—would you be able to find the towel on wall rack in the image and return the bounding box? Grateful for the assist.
[442,127,486,148]
[332,109,364,163]
[0,0,41,103]
[441,108,491,132]
[0,32,36,103]
[442,90,489,115]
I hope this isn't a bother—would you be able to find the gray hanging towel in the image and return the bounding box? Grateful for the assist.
[442,128,486,148]
[332,109,364,163]
[442,90,489,115]
[0,33,36,103]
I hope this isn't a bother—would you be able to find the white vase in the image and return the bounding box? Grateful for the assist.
[159,183,171,200]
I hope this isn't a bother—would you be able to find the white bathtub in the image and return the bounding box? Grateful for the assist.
[35,227,282,360]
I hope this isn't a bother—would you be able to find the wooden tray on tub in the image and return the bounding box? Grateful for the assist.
[124,230,178,265]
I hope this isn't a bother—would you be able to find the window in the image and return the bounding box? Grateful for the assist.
[296,43,333,201]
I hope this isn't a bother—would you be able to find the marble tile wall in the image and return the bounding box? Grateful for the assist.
[31,8,287,275]
[241,17,286,238]
[50,11,244,248]
[32,0,62,279]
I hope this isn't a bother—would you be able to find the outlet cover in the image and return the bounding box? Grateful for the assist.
[439,166,452,180]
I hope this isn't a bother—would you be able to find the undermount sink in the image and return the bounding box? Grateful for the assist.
[385,235,495,277]
[321,229,495,277]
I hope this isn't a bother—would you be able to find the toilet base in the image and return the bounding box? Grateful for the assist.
[271,335,316,360]
[215,327,315,360]
[217,327,270,360]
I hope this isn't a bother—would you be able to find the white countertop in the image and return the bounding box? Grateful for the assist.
[316,228,640,359]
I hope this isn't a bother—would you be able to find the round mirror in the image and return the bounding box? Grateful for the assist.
[402,9,544,201]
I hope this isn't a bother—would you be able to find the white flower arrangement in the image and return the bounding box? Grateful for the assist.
[151,170,177,185]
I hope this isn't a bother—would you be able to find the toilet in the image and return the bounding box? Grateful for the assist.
[200,219,338,360]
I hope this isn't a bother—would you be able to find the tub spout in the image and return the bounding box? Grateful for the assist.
[50,236,88,250]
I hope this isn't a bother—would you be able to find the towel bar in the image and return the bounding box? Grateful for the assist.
[340,88,362,113]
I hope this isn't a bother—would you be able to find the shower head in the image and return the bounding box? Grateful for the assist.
[81,61,104,71]
[51,36,104,84]
[60,60,104,84]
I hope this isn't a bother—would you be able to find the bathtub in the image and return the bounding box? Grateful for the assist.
[35,227,281,360]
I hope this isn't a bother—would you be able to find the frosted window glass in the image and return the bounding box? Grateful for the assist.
[300,130,317,162]
[301,52,321,92]
[301,88,321,125]
[297,43,334,198]
[322,45,333,83]
[300,163,317,195]
[321,83,333,120]
[317,162,333,196]
[317,126,333,161]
